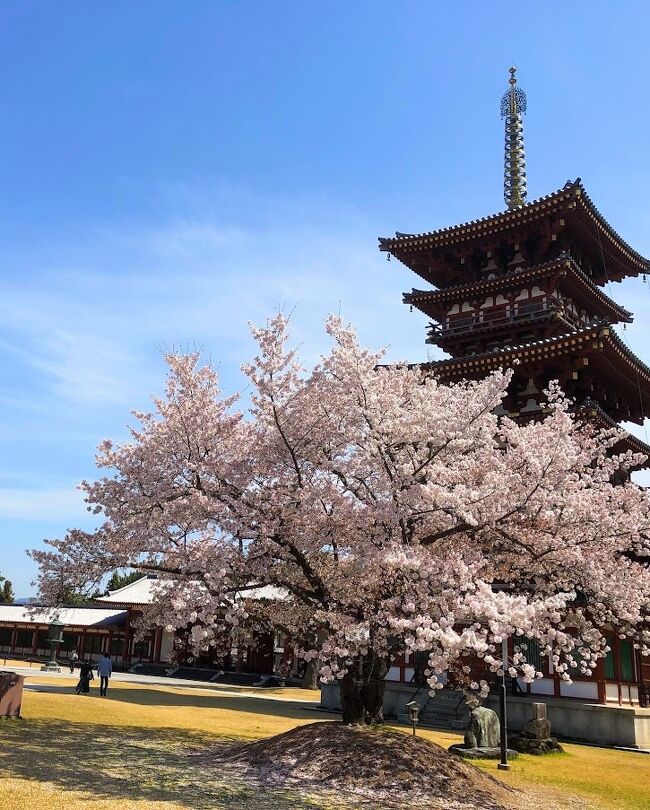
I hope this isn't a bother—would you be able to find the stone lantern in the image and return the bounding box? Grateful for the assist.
[40,618,64,672]
[405,700,420,737]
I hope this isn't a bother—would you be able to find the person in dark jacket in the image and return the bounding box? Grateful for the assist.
[74,661,94,694]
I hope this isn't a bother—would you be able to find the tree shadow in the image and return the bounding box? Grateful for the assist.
[0,717,338,809]
[25,684,326,721]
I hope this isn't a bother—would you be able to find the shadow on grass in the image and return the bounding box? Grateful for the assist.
[0,718,335,809]
[25,684,326,720]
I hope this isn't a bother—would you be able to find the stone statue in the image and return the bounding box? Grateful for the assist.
[464,706,501,749]
[511,703,563,754]
[449,704,518,760]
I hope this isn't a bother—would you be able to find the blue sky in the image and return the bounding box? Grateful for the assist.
[2,2,650,596]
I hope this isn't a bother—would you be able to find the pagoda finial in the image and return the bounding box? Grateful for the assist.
[501,65,527,210]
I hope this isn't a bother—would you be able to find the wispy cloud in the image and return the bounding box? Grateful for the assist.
[0,487,88,522]
[0,182,425,594]
[6,180,648,594]
[134,221,249,258]
[0,331,134,405]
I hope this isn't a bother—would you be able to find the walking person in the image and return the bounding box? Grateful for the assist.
[74,660,94,695]
[69,650,79,675]
[97,652,112,697]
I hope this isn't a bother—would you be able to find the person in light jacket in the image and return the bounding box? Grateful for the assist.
[97,653,113,697]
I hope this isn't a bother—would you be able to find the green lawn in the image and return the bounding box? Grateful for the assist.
[0,674,648,809]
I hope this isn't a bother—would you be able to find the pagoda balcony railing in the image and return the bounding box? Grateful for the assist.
[428,302,590,340]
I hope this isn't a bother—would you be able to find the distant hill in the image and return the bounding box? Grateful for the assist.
[14,597,37,605]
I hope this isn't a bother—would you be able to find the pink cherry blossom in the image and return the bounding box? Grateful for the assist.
[30,315,650,723]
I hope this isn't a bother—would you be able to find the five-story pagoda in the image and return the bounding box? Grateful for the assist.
[380,67,650,462]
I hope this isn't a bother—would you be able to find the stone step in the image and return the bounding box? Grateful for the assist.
[426,694,467,705]
[422,700,467,709]
[422,707,463,715]
[422,701,468,714]
[398,713,468,731]
[407,689,470,732]
[397,713,455,729]
[421,712,468,722]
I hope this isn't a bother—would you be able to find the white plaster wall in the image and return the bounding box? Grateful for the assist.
[530,678,555,695]
[159,630,175,663]
[487,695,650,748]
[319,683,650,748]
[560,680,599,700]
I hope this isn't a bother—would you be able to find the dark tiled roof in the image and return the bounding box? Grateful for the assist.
[403,256,632,323]
[577,399,650,468]
[379,179,650,275]
[427,324,650,384]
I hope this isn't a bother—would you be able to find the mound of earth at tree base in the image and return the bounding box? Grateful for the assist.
[211,721,524,809]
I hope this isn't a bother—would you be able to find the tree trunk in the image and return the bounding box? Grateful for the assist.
[340,671,366,724]
[360,678,385,724]
[300,657,320,689]
[339,653,389,725]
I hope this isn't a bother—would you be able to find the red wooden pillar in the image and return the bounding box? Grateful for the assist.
[594,657,606,704]
[277,633,288,675]
[613,635,623,705]
[124,609,132,663]
[153,628,162,663]
[10,626,17,654]
[31,628,38,655]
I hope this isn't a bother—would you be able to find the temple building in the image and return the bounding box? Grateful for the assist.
[374,68,650,742]
[380,69,650,464]
[0,576,293,677]
[0,579,168,666]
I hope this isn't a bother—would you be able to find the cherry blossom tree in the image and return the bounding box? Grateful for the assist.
[31,316,650,723]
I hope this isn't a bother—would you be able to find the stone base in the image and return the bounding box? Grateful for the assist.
[448,744,519,760]
[40,663,61,672]
[485,693,650,749]
[510,736,564,755]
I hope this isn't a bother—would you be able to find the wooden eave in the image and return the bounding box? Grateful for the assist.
[587,331,650,424]
[403,257,632,324]
[577,400,650,468]
[427,326,650,423]
[380,179,650,283]
[428,325,605,379]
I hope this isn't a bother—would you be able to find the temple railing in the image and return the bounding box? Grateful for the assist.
[429,301,591,339]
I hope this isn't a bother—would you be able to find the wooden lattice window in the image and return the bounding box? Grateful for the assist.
[513,636,545,673]
[620,640,635,683]
[14,629,34,648]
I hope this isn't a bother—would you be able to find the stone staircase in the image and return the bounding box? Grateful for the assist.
[418,688,470,730]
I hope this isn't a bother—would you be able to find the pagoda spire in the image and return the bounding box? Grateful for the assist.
[501,66,527,210]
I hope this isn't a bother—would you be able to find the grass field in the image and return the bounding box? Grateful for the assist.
[0,672,648,809]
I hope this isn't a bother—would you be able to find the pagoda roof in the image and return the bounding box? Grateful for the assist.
[426,324,650,424]
[380,179,650,284]
[577,399,650,468]
[403,256,633,324]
